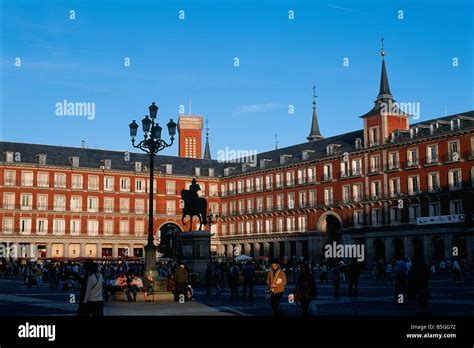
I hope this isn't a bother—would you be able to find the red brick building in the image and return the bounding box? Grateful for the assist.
[1,53,473,265]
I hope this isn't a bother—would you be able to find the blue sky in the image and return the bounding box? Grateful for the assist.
[1,0,472,157]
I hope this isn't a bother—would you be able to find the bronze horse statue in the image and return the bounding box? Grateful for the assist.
[181,189,208,231]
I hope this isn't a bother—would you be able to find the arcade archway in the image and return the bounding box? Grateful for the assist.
[158,223,182,258]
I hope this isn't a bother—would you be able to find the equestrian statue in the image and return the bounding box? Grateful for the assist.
[181,178,208,231]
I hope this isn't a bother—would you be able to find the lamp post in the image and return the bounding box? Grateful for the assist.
[206,208,219,260]
[129,102,177,276]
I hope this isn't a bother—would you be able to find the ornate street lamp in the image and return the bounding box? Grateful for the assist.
[129,102,177,277]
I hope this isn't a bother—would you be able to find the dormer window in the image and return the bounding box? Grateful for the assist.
[195,167,201,176]
[70,156,80,167]
[101,159,112,170]
[280,154,292,165]
[260,159,271,169]
[326,144,341,156]
[354,138,362,150]
[302,150,314,161]
[451,118,461,131]
[208,168,214,177]
[224,167,235,177]
[369,127,379,147]
[37,154,47,165]
[165,164,172,174]
[134,162,142,172]
[5,152,14,162]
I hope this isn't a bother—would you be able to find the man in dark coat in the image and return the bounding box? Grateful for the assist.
[174,262,189,302]
[347,259,361,297]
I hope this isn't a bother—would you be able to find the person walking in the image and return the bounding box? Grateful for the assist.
[266,260,287,316]
[320,263,328,283]
[293,263,316,316]
[174,262,189,302]
[347,259,361,297]
[242,261,255,301]
[228,263,240,301]
[452,259,462,283]
[80,261,104,316]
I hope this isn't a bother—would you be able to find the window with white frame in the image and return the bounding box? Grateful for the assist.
[20,218,32,234]
[246,221,253,234]
[166,201,175,215]
[246,178,253,192]
[21,194,32,210]
[119,220,129,236]
[265,175,273,189]
[104,197,114,213]
[277,218,284,232]
[135,178,145,193]
[53,219,65,235]
[221,202,227,215]
[342,185,350,203]
[429,202,440,217]
[247,199,254,213]
[371,181,381,199]
[238,200,244,214]
[448,140,460,161]
[221,223,227,236]
[209,184,218,197]
[372,208,382,225]
[407,148,418,167]
[369,127,379,146]
[286,217,295,231]
[276,195,284,210]
[340,161,350,178]
[120,177,130,192]
[298,215,307,231]
[266,196,273,211]
[297,169,306,184]
[450,200,463,215]
[353,211,363,227]
[87,196,99,213]
[38,172,49,187]
[70,219,81,236]
[166,181,175,195]
[390,207,401,224]
[352,183,362,202]
[324,187,333,205]
[36,218,48,235]
[147,179,157,193]
[388,152,399,170]
[103,220,114,236]
[237,180,243,193]
[256,197,263,212]
[199,183,206,197]
[104,176,114,191]
[21,171,33,187]
[135,221,145,236]
[4,170,16,186]
[370,155,380,173]
[265,219,273,233]
[309,190,316,206]
[323,164,332,181]
[389,178,400,197]
[220,183,227,196]
[37,194,47,211]
[72,174,83,189]
[298,191,307,208]
[409,205,421,223]
[238,221,244,234]
[54,173,66,188]
[426,145,438,164]
[229,223,235,235]
[120,198,130,213]
[88,175,99,190]
[71,196,82,212]
[54,195,66,211]
[351,158,362,176]
[448,169,462,189]
[87,220,99,236]
[135,199,145,214]
[287,193,295,209]
[307,167,315,183]
[286,171,294,186]
[275,173,283,188]
[408,176,420,195]
[228,182,235,195]
[428,172,440,192]
[3,192,15,209]
[256,220,263,234]
[3,217,14,234]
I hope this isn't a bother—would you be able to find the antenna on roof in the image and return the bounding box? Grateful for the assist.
[81,140,85,149]
[275,133,279,150]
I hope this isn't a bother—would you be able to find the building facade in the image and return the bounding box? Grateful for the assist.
[1,53,473,265]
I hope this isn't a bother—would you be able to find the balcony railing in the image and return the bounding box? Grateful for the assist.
[405,160,419,168]
[3,179,17,186]
[425,156,439,165]
[387,162,399,171]
[369,166,381,174]
[322,175,332,182]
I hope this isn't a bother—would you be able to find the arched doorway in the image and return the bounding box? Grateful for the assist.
[392,237,404,260]
[431,235,444,261]
[158,223,182,258]
[412,236,424,262]
[373,238,385,261]
[317,212,342,242]
[452,235,467,259]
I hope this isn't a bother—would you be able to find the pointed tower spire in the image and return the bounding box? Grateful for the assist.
[203,118,211,160]
[378,36,392,100]
[307,83,324,142]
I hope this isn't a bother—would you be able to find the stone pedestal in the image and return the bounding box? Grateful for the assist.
[178,230,211,286]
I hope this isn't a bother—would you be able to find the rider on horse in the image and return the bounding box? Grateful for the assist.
[189,178,201,207]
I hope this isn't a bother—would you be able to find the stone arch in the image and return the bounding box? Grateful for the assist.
[316,212,343,233]
[412,236,424,262]
[373,238,385,261]
[157,222,183,258]
[392,237,404,260]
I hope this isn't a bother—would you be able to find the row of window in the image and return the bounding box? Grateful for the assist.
[221,169,466,215]
[220,200,464,236]
[1,171,219,196]
[2,217,146,236]
[221,140,464,195]
[1,194,181,215]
